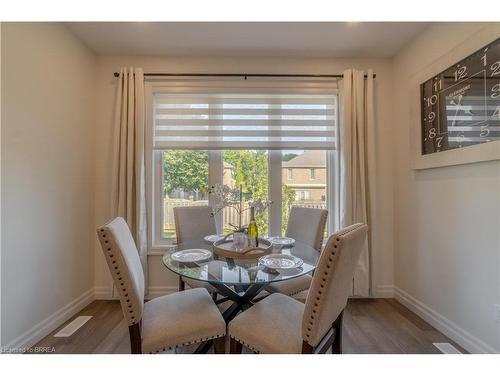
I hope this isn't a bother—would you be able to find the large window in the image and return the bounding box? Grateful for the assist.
[148,85,338,247]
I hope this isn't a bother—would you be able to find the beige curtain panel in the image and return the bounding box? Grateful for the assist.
[111,67,148,291]
[338,68,375,297]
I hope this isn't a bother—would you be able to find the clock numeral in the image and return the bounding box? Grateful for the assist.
[492,105,500,119]
[491,83,500,99]
[424,95,437,107]
[436,136,444,148]
[433,79,442,92]
[454,65,467,81]
[491,61,500,76]
[428,128,437,139]
[480,125,490,137]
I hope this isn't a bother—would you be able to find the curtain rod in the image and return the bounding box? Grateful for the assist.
[112,72,376,79]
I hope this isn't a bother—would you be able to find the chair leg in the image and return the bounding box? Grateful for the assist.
[301,341,314,354]
[178,276,185,291]
[128,323,142,354]
[229,337,243,354]
[332,310,344,354]
[213,337,225,354]
[211,292,218,302]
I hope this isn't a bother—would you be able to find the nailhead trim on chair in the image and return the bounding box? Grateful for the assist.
[97,227,142,326]
[289,286,310,296]
[147,333,226,354]
[229,335,261,354]
[303,224,363,345]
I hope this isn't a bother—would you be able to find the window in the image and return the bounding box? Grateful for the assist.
[282,150,327,233]
[223,150,269,236]
[148,84,338,247]
[310,168,316,179]
[161,150,209,240]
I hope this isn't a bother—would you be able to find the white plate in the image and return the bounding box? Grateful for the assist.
[171,249,212,263]
[258,254,303,270]
[267,236,295,246]
[204,234,232,243]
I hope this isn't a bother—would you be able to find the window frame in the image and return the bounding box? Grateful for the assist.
[145,79,339,252]
[310,168,316,180]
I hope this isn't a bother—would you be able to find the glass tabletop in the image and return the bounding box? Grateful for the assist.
[162,239,319,286]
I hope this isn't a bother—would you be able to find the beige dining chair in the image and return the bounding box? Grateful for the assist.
[228,223,368,354]
[173,206,219,298]
[265,206,328,296]
[97,217,226,354]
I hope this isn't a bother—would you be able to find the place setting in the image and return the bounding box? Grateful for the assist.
[257,253,304,276]
[266,236,296,247]
[170,248,213,265]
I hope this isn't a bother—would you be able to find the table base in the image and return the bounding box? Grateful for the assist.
[193,282,269,353]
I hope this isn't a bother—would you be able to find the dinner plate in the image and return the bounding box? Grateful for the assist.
[171,249,212,263]
[258,254,303,270]
[267,236,295,246]
[204,234,232,243]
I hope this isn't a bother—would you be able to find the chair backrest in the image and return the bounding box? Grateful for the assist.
[285,206,328,251]
[96,217,145,327]
[302,223,368,347]
[173,205,217,244]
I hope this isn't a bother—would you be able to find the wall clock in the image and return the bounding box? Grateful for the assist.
[421,37,500,155]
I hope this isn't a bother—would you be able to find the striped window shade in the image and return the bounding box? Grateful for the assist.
[153,93,337,150]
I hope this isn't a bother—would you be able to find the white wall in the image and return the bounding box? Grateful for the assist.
[1,23,96,348]
[93,55,396,299]
[393,22,500,353]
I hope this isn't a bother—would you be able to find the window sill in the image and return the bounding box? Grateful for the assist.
[148,245,175,256]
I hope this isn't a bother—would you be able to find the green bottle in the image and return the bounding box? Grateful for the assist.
[248,207,259,247]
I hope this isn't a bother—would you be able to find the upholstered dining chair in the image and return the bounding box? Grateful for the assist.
[97,217,226,354]
[229,223,368,354]
[265,206,328,296]
[173,206,219,298]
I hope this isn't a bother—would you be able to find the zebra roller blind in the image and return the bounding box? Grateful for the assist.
[153,93,337,150]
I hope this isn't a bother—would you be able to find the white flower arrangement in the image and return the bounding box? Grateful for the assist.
[208,184,272,231]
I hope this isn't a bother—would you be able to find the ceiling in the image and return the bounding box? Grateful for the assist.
[66,22,429,58]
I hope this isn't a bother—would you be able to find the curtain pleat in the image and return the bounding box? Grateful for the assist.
[339,68,375,297]
[111,67,148,293]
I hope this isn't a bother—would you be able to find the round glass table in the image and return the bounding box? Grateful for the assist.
[162,239,319,323]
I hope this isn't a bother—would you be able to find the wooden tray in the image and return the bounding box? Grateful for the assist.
[213,238,272,259]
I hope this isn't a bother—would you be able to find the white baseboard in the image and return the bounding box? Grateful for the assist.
[2,284,177,352]
[94,286,114,300]
[95,285,177,300]
[394,286,497,354]
[146,286,177,299]
[373,284,395,298]
[4,288,94,353]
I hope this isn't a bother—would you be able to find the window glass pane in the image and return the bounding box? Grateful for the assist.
[282,150,327,236]
[222,150,269,236]
[162,150,209,240]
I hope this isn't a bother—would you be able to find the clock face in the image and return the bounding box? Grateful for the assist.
[421,37,500,155]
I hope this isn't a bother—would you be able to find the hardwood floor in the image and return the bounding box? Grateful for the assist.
[33,298,465,354]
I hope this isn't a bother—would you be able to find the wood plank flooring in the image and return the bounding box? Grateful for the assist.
[33,298,466,354]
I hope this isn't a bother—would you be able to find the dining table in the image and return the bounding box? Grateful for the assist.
[162,237,319,353]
